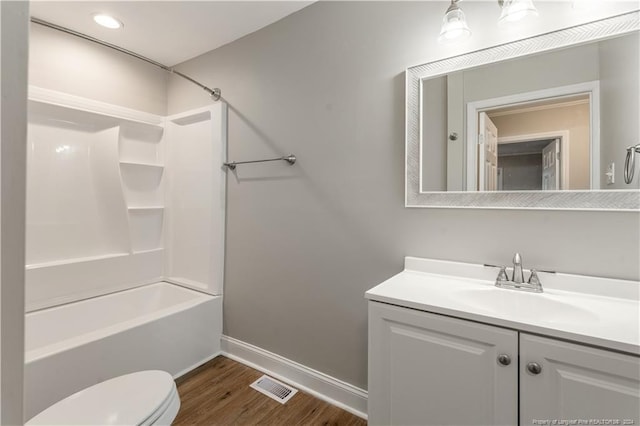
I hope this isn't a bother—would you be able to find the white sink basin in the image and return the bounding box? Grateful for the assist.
[452,287,600,325]
[366,257,640,355]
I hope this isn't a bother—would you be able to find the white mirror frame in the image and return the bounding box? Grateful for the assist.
[406,11,640,210]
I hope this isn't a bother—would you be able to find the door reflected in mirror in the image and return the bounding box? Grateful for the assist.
[477,93,590,191]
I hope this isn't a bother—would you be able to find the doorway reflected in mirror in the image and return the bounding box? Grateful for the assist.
[477,94,590,192]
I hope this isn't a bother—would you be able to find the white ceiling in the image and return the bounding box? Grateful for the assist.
[30,1,314,66]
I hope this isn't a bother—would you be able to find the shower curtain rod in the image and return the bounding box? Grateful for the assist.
[30,17,221,101]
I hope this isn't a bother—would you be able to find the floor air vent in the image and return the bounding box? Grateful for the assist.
[250,375,298,404]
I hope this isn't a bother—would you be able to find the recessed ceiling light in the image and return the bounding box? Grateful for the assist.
[92,13,123,29]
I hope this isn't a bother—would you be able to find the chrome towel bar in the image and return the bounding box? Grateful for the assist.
[224,154,296,170]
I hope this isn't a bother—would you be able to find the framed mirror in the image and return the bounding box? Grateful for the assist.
[406,11,640,210]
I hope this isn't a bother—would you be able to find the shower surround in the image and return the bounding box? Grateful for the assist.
[24,87,227,417]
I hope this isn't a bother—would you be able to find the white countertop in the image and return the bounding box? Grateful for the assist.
[366,257,640,355]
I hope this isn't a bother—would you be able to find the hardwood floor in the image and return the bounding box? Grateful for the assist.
[174,356,367,426]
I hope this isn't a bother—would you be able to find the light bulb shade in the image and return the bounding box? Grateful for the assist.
[499,0,538,24]
[438,2,471,43]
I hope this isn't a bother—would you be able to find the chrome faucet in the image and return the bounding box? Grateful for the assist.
[495,253,543,293]
[512,253,525,284]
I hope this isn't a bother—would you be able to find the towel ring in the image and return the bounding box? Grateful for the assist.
[624,144,640,184]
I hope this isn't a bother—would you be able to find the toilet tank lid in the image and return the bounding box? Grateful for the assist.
[26,370,177,426]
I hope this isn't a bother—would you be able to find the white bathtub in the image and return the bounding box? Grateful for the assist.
[25,282,222,420]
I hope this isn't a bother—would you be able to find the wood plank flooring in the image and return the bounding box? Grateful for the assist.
[174,356,367,426]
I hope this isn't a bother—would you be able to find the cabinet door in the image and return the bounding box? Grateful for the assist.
[368,302,518,426]
[520,334,640,425]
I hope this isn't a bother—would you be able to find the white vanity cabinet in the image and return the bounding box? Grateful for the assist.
[368,301,640,426]
[368,302,518,426]
[520,334,640,425]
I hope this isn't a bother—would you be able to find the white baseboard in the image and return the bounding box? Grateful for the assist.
[221,335,368,420]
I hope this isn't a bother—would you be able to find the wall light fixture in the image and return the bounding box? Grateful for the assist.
[498,0,539,24]
[438,0,472,43]
[438,0,539,43]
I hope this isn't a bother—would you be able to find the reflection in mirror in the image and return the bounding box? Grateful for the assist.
[420,31,639,193]
[473,92,591,191]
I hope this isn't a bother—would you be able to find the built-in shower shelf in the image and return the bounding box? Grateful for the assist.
[132,247,164,255]
[127,206,164,211]
[119,161,164,170]
[26,252,130,270]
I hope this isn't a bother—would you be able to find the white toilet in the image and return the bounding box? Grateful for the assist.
[26,370,180,425]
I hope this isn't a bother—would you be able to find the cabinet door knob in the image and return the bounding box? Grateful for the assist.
[497,354,511,366]
[527,362,542,375]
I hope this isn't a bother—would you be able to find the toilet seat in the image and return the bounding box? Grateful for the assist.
[140,381,180,426]
[26,370,180,425]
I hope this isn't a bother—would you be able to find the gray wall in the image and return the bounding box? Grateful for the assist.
[421,76,447,191]
[29,24,168,115]
[599,32,640,189]
[498,154,543,191]
[167,1,640,390]
[2,2,28,423]
[462,42,599,102]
